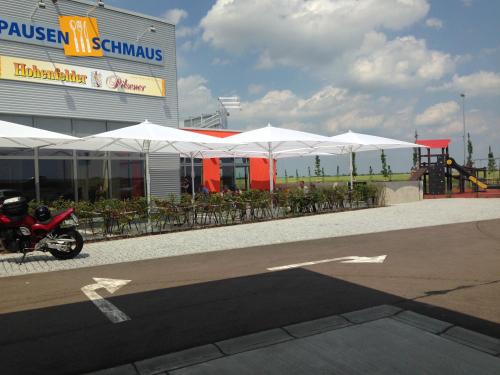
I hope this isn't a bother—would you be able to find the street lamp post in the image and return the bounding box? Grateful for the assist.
[461,93,466,165]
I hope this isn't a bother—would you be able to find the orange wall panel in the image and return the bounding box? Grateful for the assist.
[183,128,275,191]
[203,158,220,192]
[250,158,276,190]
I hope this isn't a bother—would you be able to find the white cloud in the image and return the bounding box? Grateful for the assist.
[414,101,464,135]
[415,101,496,138]
[349,34,455,87]
[415,101,460,126]
[248,84,265,95]
[177,75,216,119]
[211,57,231,66]
[201,0,430,69]
[428,71,500,97]
[425,17,443,29]
[163,9,198,38]
[235,85,416,137]
[200,1,457,88]
[163,8,188,25]
[177,26,198,38]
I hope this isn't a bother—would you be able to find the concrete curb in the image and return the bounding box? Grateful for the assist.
[441,326,500,356]
[283,314,352,338]
[215,328,293,355]
[391,310,453,334]
[85,305,500,375]
[134,345,223,375]
[341,304,402,323]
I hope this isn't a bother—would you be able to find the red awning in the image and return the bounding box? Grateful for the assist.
[416,139,451,149]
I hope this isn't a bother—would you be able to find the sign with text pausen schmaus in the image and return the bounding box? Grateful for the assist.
[0,55,166,97]
[0,15,164,66]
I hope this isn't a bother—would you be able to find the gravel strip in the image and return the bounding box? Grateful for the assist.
[1,198,500,277]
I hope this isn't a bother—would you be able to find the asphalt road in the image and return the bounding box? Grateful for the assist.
[1,219,499,375]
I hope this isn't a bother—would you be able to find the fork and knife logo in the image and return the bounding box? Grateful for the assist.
[69,19,91,53]
[59,16,102,57]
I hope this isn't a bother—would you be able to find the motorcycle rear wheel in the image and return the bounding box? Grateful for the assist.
[48,229,84,260]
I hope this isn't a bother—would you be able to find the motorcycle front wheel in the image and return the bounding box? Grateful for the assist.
[48,229,84,260]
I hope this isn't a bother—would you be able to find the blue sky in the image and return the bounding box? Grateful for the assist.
[107,0,499,175]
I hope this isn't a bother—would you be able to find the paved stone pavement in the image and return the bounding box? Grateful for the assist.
[88,305,500,375]
[2,198,500,277]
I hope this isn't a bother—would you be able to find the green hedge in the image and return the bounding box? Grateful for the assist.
[27,183,382,239]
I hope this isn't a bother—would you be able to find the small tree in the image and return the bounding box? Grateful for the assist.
[352,152,357,178]
[284,169,288,184]
[412,129,419,167]
[380,149,388,178]
[466,132,473,167]
[295,169,299,180]
[388,165,393,181]
[321,167,325,182]
[336,165,340,177]
[307,166,312,183]
[314,155,321,177]
[487,146,496,172]
[369,165,373,180]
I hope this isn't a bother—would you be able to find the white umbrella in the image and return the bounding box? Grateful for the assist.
[220,124,344,192]
[0,119,78,148]
[50,120,228,204]
[320,130,427,188]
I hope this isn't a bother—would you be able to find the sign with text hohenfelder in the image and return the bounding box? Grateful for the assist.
[0,55,165,97]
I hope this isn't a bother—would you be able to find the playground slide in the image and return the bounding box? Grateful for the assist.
[446,158,488,189]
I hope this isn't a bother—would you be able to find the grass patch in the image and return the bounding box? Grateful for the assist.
[277,173,410,184]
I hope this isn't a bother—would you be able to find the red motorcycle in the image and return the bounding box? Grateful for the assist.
[0,197,84,263]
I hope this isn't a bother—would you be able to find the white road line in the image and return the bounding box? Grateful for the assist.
[81,277,131,323]
[267,255,387,271]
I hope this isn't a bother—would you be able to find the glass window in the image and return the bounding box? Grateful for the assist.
[73,119,106,137]
[111,160,144,200]
[0,114,33,126]
[77,150,106,158]
[77,160,109,202]
[0,148,34,156]
[39,160,74,201]
[220,164,235,191]
[106,121,135,131]
[180,165,202,194]
[0,160,35,201]
[110,152,144,158]
[35,117,73,156]
[39,149,73,157]
[235,166,249,191]
[34,117,72,135]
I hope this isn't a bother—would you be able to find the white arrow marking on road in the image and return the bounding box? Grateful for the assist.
[81,277,131,323]
[267,255,387,271]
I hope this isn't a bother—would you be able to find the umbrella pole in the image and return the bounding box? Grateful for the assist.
[145,151,151,207]
[190,154,195,202]
[144,141,152,230]
[268,142,274,193]
[349,148,353,190]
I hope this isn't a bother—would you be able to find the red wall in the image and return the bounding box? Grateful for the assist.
[250,158,276,190]
[183,128,274,192]
[203,158,220,192]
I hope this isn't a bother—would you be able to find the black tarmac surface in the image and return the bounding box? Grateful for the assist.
[0,219,499,374]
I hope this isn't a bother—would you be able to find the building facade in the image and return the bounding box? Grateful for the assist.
[182,129,275,193]
[0,0,179,201]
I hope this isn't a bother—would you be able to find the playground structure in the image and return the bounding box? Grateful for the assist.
[410,139,494,196]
